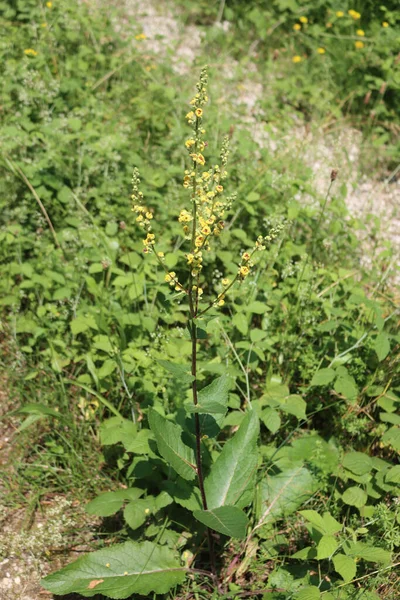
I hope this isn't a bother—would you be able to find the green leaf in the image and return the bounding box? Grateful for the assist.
[158,360,194,383]
[125,429,154,454]
[296,586,321,600]
[148,409,196,481]
[334,376,358,402]
[300,510,341,535]
[245,301,271,314]
[16,403,62,419]
[187,375,231,415]
[343,452,373,476]
[100,417,137,447]
[342,486,367,508]
[256,467,316,527]
[124,500,152,530]
[385,465,400,484]
[205,410,259,509]
[310,368,335,387]
[333,553,357,582]
[280,395,306,420]
[261,407,281,433]
[41,541,186,597]
[374,332,390,361]
[382,426,400,451]
[71,315,98,335]
[194,506,248,538]
[344,541,391,565]
[317,535,338,560]
[86,489,143,517]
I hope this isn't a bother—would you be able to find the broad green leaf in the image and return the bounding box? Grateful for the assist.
[296,586,321,600]
[382,426,400,451]
[163,480,202,512]
[256,467,316,527]
[299,510,341,535]
[205,410,259,509]
[124,499,153,530]
[343,452,373,476]
[41,541,186,597]
[86,489,143,517]
[317,535,338,560]
[125,429,154,454]
[344,541,391,565]
[100,417,137,447]
[280,395,306,420]
[245,301,271,314]
[333,553,357,582]
[261,407,281,433]
[187,375,231,415]
[385,465,400,483]
[374,332,390,361]
[158,360,194,383]
[342,486,367,508]
[334,376,358,402]
[310,368,335,387]
[291,546,316,560]
[148,409,196,481]
[194,506,248,538]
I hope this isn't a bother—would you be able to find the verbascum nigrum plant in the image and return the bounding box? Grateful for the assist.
[41,67,287,599]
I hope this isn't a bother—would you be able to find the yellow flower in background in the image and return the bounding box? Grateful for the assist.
[317,47,326,54]
[299,16,308,24]
[135,33,146,40]
[356,29,365,36]
[46,1,52,7]
[293,23,301,31]
[292,55,302,63]
[348,9,361,20]
[382,22,389,28]
[336,11,344,17]
[326,22,333,28]
[24,48,38,56]
[41,22,47,27]
[355,40,364,49]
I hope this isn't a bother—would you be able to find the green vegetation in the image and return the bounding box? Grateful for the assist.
[0,1,399,599]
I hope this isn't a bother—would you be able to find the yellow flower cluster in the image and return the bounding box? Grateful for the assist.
[131,168,155,254]
[355,40,364,49]
[24,48,38,56]
[165,271,184,292]
[348,9,361,20]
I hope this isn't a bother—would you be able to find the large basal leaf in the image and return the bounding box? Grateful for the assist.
[194,505,248,538]
[148,409,196,481]
[255,467,316,529]
[205,410,259,509]
[41,541,186,598]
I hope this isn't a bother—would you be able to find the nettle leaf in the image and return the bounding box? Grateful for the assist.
[374,332,390,361]
[342,451,373,476]
[194,506,248,538]
[41,541,186,598]
[296,586,321,600]
[310,368,335,387]
[261,407,281,433]
[385,465,400,484]
[158,360,194,383]
[342,486,367,508]
[300,511,341,535]
[125,429,154,454]
[256,467,316,527]
[124,499,154,530]
[334,376,358,402]
[333,553,357,583]
[205,410,259,509]
[86,489,143,517]
[317,535,338,560]
[148,409,196,481]
[344,541,391,565]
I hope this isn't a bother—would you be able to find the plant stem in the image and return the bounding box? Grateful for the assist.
[190,318,217,577]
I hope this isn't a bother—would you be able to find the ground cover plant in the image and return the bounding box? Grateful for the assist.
[0,1,399,599]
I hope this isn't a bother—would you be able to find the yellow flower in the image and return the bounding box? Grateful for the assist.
[299,16,308,24]
[354,40,364,49]
[292,55,302,63]
[46,1,52,7]
[356,29,365,36]
[242,252,251,261]
[336,11,344,17]
[195,108,203,118]
[293,23,301,31]
[165,272,176,284]
[41,22,47,27]
[222,278,230,286]
[216,184,223,193]
[201,225,211,235]
[185,139,195,149]
[187,253,194,264]
[195,236,204,247]
[218,298,225,306]
[239,266,250,277]
[382,21,389,28]
[186,111,194,121]
[348,9,361,20]
[196,153,205,166]
[157,252,164,258]
[24,48,38,56]
[317,47,326,54]
[135,33,147,40]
